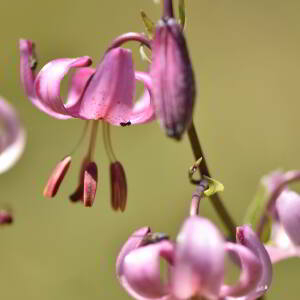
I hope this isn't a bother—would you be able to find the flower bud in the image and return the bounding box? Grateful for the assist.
[110,161,127,212]
[150,1,195,140]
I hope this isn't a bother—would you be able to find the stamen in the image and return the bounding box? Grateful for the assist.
[102,122,117,163]
[87,120,99,160]
[69,121,90,155]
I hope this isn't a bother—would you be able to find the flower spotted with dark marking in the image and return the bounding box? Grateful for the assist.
[20,38,155,209]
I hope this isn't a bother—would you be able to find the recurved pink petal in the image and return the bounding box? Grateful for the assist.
[35,56,92,117]
[171,216,225,300]
[83,161,98,207]
[235,226,272,300]
[129,72,155,125]
[276,190,300,245]
[0,97,26,174]
[221,243,262,298]
[78,48,136,124]
[66,67,95,108]
[265,245,300,264]
[43,156,71,197]
[121,241,174,300]
[117,227,151,278]
[20,39,71,119]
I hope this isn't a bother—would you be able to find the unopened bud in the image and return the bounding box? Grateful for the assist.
[150,1,195,140]
[83,162,98,207]
[0,210,13,225]
[110,161,127,212]
[43,156,71,197]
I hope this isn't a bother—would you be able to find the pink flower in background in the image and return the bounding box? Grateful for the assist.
[0,96,26,174]
[257,170,300,263]
[117,217,272,300]
[265,189,300,263]
[20,39,154,209]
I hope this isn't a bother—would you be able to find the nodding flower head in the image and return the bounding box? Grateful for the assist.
[20,39,155,209]
[116,217,272,300]
[150,0,196,140]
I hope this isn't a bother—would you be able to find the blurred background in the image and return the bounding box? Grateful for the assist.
[0,0,299,299]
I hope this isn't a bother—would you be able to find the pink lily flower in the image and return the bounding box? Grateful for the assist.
[116,217,272,300]
[0,96,26,174]
[20,39,154,209]
[257,171,300,263]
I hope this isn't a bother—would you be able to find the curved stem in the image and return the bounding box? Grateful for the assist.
[187,121,236,240]
[107,32,152,52]
[190,180,209,216]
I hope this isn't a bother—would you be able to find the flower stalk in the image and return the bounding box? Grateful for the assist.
[187,121,236,239]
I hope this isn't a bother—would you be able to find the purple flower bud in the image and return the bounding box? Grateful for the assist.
[110,161,127,212]
[0,210,13,225]
[150,1,195,140]
[43,156,71,198]
[276,190,300,245]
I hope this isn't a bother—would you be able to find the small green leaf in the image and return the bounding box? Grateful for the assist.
[178,0,186,29]
[261,215,272,243]
[203,176,224,197]
[140,10,155,39]
[244,182,269,229]
[139,45,152,63]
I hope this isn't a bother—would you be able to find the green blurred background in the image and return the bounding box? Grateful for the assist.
[0,0,299,299]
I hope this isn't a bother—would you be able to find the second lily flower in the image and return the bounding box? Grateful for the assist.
[20,39,155,210]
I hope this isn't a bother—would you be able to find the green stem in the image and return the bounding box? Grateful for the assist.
[187,121,236,240]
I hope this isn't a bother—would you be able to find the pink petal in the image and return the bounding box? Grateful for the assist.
[66,67,95,108]
[171,216,225,300]
[235,226,272,300]
[20,39,71,119]
[77,48,136,124]
[265,245,300,264]
[121,241,174,300]
[35,56,92,117]
[276,190,300,245]
[0,97,26,173]
[129,72,155,125]
[221,243,262,297]
[117,227,151,278]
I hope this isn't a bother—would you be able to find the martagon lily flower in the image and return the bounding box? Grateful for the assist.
[258,170,300,263]
[20,39,154,210]
[116,218,272,300]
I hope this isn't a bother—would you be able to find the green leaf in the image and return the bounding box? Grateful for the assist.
[139,45,152,63]
[243,182,270,235]
[261,215,272,243]
[140,10,155,39]
[178,0,186,29]
[203,176,224,197]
